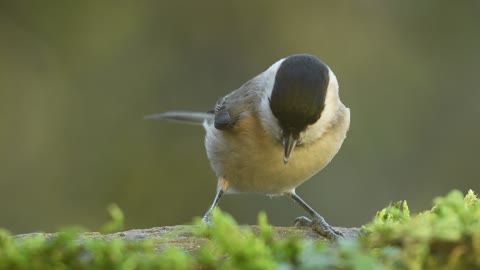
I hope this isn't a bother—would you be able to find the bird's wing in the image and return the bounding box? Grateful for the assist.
[213,78,264,130]
[213,96,235,130]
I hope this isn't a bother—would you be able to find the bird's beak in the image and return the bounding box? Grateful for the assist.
[283,133,297,164]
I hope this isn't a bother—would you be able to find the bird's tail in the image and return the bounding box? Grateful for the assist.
[144,111,214,125]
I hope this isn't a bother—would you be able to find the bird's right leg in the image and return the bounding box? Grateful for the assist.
[202,177,229,223]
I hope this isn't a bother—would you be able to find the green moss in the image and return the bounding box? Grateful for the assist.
[100,204,124,234]
[363,189,480,269]
[0,190,479,269]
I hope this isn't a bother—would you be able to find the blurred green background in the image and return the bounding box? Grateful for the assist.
[1,1,479,234]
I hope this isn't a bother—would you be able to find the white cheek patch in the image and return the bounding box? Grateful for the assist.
[259,96,282,141]
[263,58,285,97]
[258,58,286,141]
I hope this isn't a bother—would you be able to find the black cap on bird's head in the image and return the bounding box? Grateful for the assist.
[269,54,330,163]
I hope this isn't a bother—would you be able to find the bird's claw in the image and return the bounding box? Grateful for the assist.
[294,215,343,240]
[202,212,212,224]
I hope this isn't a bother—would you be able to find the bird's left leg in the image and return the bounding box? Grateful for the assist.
[285,191,343,240]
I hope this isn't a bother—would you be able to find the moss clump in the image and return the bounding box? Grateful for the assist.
[100,204,124,234]
[0,190,479,269]
[0,228,155,269]
[363,189,480,269]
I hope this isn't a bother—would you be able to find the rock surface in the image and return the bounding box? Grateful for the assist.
[15,225,361,253]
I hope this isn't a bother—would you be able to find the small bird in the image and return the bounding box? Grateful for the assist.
[146,54,350,239]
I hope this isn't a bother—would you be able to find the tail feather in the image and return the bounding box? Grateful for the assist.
[144,111,214,125]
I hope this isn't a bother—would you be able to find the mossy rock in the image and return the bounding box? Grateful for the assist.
[1,190,479,269]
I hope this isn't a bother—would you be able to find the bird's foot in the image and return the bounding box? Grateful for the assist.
[294,215,343,240]
[201,212,212,225]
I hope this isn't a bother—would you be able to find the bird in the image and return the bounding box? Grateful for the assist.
[146,54,350,239]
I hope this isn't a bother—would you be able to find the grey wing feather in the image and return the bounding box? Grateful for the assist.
[145,111,214,125]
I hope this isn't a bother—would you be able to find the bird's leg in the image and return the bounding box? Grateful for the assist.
[201,189,224,223]
[286,191,343,240]
[202,177,229,224]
